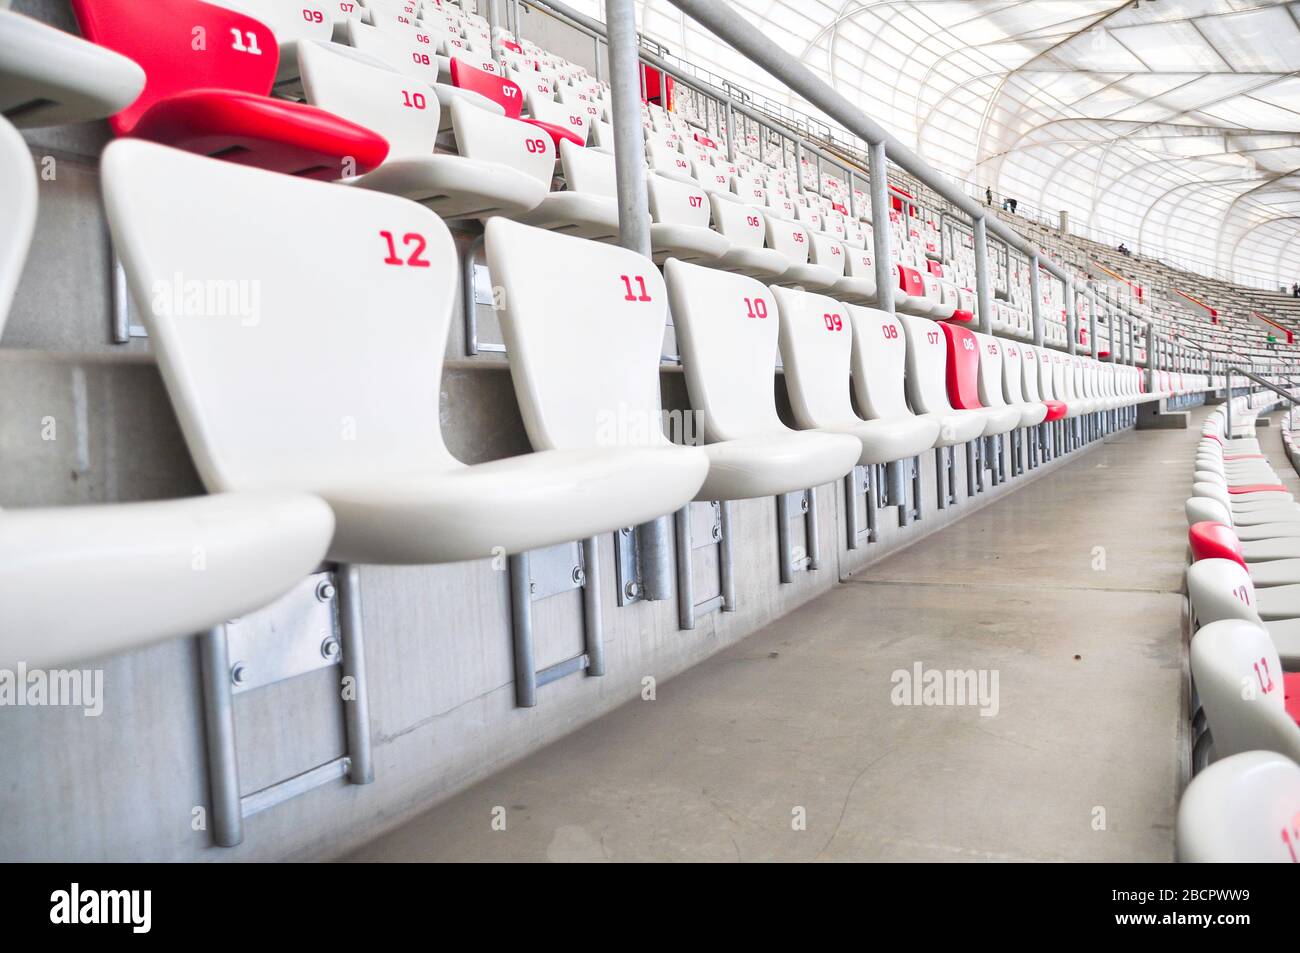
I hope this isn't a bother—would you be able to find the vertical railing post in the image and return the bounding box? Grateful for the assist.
[1029,255,1044,347]
[868,141,893,315]
[973,214,993,336]
[1087,284,1098,360]
[724,97,735,162]
[486,0,501,60]
[608,0,673,603]
[1145,323,1154,394]
[1225,368,1233,441]
[1065,276,1076,355]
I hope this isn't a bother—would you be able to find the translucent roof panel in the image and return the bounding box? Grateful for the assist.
[607,0,1300,287]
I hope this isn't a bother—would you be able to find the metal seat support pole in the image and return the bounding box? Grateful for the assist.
[199,624,243,848]
[607,0,673,610]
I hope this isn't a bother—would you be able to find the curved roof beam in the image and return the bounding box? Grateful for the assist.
[1215,162,1300,271]
[1229,216,1300,277]
[1271,228,1300,283]
[1136,177,1253,246]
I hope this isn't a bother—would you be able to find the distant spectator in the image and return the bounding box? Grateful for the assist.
[1008,198,1018,213]
[1118,242,1130,257]
[1293,282,1299,298]
[985,186,992,206]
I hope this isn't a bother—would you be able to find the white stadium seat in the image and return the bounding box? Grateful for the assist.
[518,138,620,241]
[299,40,552,219]
[0,6,144,127]
[103,140,705,562]
[646,174,730,264]
[0,117,334,672]
[1177,751,1300,862]
[773,287,940,464]
[664,259,862,500]
[1189,620,1300,764]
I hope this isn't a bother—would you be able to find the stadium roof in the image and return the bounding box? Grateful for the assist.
[610,0,1300,287]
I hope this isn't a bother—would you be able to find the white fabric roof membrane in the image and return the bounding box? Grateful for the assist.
[581,0,1300,288]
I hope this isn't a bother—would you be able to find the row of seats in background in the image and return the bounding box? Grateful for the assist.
[55,0,1093,344]
[1180,397,1300,861]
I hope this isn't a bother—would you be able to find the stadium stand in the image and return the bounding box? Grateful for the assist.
[2,0,1299,872]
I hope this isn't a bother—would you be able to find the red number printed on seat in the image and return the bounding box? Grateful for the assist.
[621,275,652,302]
[380,231,431,267]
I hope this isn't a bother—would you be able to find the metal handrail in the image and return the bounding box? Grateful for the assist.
[528,0,1118,354]
[1223,365,1300,444]
[1224,367,1300,406]
[520,0,1286,377]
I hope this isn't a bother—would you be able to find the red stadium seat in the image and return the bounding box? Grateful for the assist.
[450,58,583,151]
[70,0,388,179]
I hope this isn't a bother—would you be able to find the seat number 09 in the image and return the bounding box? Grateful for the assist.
[823,313,843,331]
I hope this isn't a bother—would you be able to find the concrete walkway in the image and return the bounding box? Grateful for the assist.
[345,410,1210,862]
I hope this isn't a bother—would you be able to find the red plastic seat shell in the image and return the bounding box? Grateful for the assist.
[71,0,387,176]
[131,90,388,179]
[1227,484,1289,495]
[945,309,975,324]
[897,266,925,298]
[1287,672,1300,726]
[522,118,584,151]
[1043,400,1068,422]
[1188,521,1246,569]
[939,322,984,411]
[450,58,524,118]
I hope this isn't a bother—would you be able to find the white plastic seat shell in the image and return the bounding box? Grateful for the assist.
[517,138,620,242]
[0,121,334,669]
[897,313,999,444]
[0,8,145,127]
[1190,619,1300,763]
[298,41,550,220]
[0,492,335,671]
[0,116,36,328]
[103,140,703,563]
[1177,751,1300,862]
[663,259,861,500]
[773,288,939,465]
